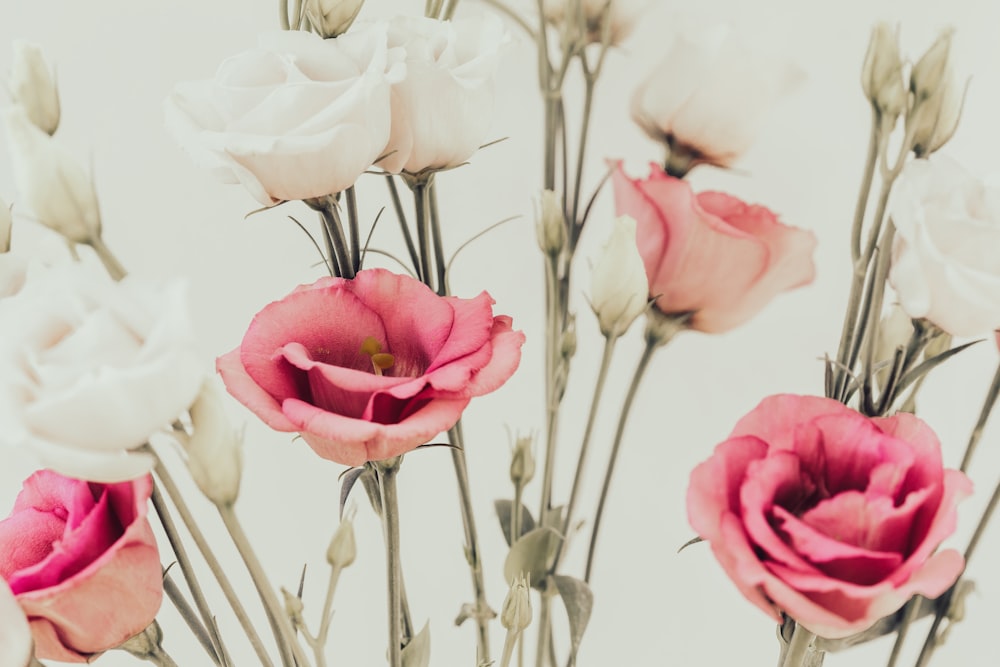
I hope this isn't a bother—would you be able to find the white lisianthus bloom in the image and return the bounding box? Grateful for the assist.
[542,0,646,45]
[889,156,1000,337]
[590,215,648,338]
[0,262,204,482]
[0,578,32,667]
[3,107,100,244]
[184,379,243,506]
[165,26,404,205]
[379,15,507,175]
[631,25,803,169]
[9,40,60,135]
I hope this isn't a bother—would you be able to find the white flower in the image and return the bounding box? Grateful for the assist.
[0,262,204,482]
[630,25,803,168]
[305,0,365,38]
[3,106,100,243]
[165,27,404,205]
[889,156,1000,337]
[379,16,506,175]
[9,40,60,135]
[541,0,646,45]
[184,379,243,506]
[0,578,31,667]
[0,195,11,252]
[590,215,648,338]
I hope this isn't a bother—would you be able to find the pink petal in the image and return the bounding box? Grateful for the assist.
[217,347,298,432]
[729,395,852,452]
[687,435,768,542]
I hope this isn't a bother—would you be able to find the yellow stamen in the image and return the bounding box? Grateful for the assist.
[360,336,394,376]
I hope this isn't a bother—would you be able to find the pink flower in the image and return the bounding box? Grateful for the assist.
[0,471,162,661]
[611,162,816,333]
[217,269,525,466]
[687,394,972,639]
[0,578,32,667]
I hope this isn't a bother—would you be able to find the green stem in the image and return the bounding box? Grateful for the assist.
[512,483,524,546]
[218,504,313,667]
[279,0,290,29]
[162,571,221,665]
[312,564,343,667]
[859,224,897,415]
[428,181,448,295]
[149,449,274,667]
[850,108,881,263]
[533,597,552,667]
[569,69,596,230]
[583,337,659,583]
[147,646,181,667]
[538,256,562,520]
[87,235,127,280]
[885,597,922,667]
[378,460,404,667]
[345,186,360,274]
[320,203,354,280]
[960,361,1000,472]
[412,181,433,292]
[500,630,519,667]
[385,175,422,279]
[779,624,818,667]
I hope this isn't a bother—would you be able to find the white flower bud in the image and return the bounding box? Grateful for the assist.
[590,215,649,338]
[536,190,566,257]
[861,23,906,118]
[509,436,535,487]
[2,106,100,244]
[500,573,532,633]
[305,0,364,39]
[911,30,955,101]
[0,196,11,253]
[185,380,243,506]
[326,507,357,568]
[874,305,913,390]
[9,41,60,135]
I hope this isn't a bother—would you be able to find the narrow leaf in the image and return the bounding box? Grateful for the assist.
[503,527,561,586]
[896,340,982,396]
[339,467,365,519]
[401,621,430,667]
[553,575,594,662]
[494,499,536,547]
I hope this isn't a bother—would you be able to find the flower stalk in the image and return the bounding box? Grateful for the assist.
[376,458,405,667]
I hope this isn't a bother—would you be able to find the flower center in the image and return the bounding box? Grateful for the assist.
[360,336,395,377]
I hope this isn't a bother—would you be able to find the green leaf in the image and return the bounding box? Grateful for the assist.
[896,339,982,396]
[553,575,593,662]
[494,499,537,547]
[503,527,561,586]
[401,621,430,667]
[339,467,365,519]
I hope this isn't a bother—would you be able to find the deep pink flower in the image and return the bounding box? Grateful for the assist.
[0,471,162,662]
[217,268,525,466]
[687,395,971,638]
[611,162,816,333]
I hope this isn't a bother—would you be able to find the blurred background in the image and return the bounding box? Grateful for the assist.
[2,0,1000,665]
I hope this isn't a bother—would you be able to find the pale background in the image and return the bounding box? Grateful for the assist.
[2,1,1000,666]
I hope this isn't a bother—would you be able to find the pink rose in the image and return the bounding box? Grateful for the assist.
[0,471,162,662]
[687,394,972,639]
[217,268,525,466]
[611,162,816,332]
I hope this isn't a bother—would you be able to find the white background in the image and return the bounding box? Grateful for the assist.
[2,1,1000,666]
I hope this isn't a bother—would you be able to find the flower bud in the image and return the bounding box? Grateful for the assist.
[326,507,357,568]
[0,196,11,253]
[500,573,532,633]
[560,313,577,360]
[304,0,364,38]
[907,29,965,156]
[9,41,60,135]
[536,190,566,257]
[911,30,954,101]
[874,305,913,390]
[860,23,906,118]
[509,435,535,487]
[185,380,243,506]
[590,215,649,338]
[2,106,100,244]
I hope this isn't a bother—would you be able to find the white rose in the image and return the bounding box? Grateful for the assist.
[0,578,31,667]
[590,215,648,338]
[0,262,204,482]
[3,106,101,244]
[542,0,646,45]
[165,27,404,205]
[630,25,803,168]
[9,40,60,135]
[889,156,1000,337]
[379,16,506,175]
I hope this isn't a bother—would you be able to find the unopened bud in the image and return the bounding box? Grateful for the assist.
[909,77,964,157]
[590,215,649,338]
[185,380,243,506]
[118,621,165,662]
[500,573,532,633]
[9,41,60,135]
[911,30,955,101]
[326,507,357,568]
[560,314,577,360]
[536,190,566,257]
[861,23,906,118]
[0,197,11,253]
[509,436,535,487]
[282,588,305,627]
[874,305,913,390]
[305,0,365,38]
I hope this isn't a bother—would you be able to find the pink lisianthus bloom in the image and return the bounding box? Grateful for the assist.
[687,394,972,639]
[611,162,816,333]
[217,268,525,466]
[0,471,162,662]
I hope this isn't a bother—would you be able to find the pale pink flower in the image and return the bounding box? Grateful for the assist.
[0,471,162,661]
[687,394,971,638]
[611,162,816,332]
[217,269,525,465]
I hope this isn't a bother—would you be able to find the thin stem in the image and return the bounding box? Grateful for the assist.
[428,181,448,295]
[385,176,422,279]
[311,565,343,667]
[149,483,230,664]
[412,181,434,292]
[960,361,1000,472]
[149,449,275,667]
[851,108,881,263]
[321,204,355,280]
[569,68,596,229]
[218,504,313,667]
[319,213,342,278]
[554,336,616,569]
[885,597,922,667]
[779,624,817,667]
[450,423,493,661]
[345,187,360,275]
[148,646,182,667]
[512,483,524,546]
[163,571,221,665]
[378,461,404,667]
[279,0,290,29]
[87,235,127,280]
[533,597,552,667]
[442,0,462,20]
[538,256,561,519]
[584,337,659,583]
[500,630,519,667]
[859,224,897,415]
